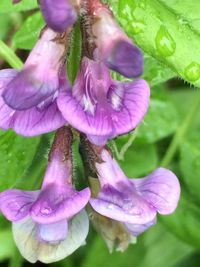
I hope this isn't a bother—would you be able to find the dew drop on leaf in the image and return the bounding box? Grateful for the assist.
[155,26,176,57]
[184,62,200,82]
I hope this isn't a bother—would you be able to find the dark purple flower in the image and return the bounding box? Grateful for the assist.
[39,0,77,32]
[91,4,143,78]
[0,128,90,263]
[57,57,150,146]
[90,150,180,236]
[0,28,68,136]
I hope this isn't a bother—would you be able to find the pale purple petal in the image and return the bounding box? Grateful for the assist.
[132,168,181,215]
[39,0,77,32]
[0,69,18,91]
[125,217,156,236]
[0,95,66,136]
[0,190,39,221]
[37,220,68,243]
[90,184,156,224]
[108,79,150,136]
[95,150,129,188]
[2,68,58,110]
[31,185,91,224]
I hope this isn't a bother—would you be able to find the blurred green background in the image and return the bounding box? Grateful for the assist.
[0,0,200,266]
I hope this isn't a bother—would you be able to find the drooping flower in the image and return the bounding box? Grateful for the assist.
[89,149,180,236]
[90,1,143,78]
[0,28,69,136]
[57,57,150,146]
[0,127,91,263]
[38,0,78,32]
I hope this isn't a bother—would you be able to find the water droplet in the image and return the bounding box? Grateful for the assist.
[131,21,145,34]
[184,62,200,82]
[155,26,176,57]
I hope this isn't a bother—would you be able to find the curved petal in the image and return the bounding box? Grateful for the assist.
[90,184,156,224]
[105,40,144,78]
[132,168,181,215]
[125,217,157,236]
[0,190,39,221]
[31,185,91,224]
[0,69,18,92]
[108,79,150,136]
[12,210,89,263]
[0,96,66,136]
[39,0,77,32]
[37,220,68,243]
[2,68,58,110]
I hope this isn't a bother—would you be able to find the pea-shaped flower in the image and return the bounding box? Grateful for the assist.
[0,128,91,263]
[57,57,150,145]
[0,28,68,136]
[90,149,180,236]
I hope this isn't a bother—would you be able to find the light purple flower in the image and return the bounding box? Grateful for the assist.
[90,149,180,236]
[91,4,143,78]
[57,57,150,146]
[0,28,68,136]
[0,128,91,263]
[39,0,77,32]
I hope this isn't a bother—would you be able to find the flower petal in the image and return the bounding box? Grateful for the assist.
[108,79,150,136]
[125,217,156,236]
[37,220,68,243]
[2,68,58,110]
[105,40,144,78]
[12,210,89,263]
[0,69,18,91]
[39,0,77,32]
[31,185,91,224]
[90,184,156,224]
[0,190,39,221]
[0,95,66,136]
[132,168,181,215]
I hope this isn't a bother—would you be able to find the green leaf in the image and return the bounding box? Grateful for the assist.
[137,99,179,143]
[0,130,40,191]
[161,192,200,248]
[0,0,38,13]
[114,137,158,177]
[180,134,200,203]
[143,55,176,86]
[109,0,200,88]
[12,12,45,50]
[0,229,15,261]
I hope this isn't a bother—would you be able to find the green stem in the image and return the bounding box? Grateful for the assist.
[0,40,23,69]
[161,92,200,167]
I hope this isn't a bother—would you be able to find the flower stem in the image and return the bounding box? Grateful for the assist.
[161,91,200,167]
[0,40,23,69]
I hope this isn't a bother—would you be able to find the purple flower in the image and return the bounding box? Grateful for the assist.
[0,28,68,136]
[91,4,143,78]
[57,57,150,146]
[39,0,77,32]
[90,149,180,236]
[0,128,91,263]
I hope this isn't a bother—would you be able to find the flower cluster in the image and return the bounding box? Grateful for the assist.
[0,0,180,264]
